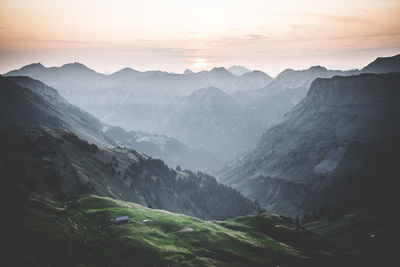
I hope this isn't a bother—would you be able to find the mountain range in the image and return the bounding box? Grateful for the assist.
[5,63,272,133]
[5,57,393,166]
[157,87,265,162]
[1,54,400,266]
[0,75,258,220]
[1,75,223,172]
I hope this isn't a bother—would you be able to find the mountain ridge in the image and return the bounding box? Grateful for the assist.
[218,72,400,217]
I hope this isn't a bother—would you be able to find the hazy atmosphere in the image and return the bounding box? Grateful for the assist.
[1,0,400,75]
[1,0,400,266]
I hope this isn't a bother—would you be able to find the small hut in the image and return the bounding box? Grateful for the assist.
[115,216,129,224]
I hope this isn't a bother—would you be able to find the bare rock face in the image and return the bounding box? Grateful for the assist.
[218,73,400,217]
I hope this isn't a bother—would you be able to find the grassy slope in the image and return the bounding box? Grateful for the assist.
[304,209,398,266]
[2,194,337,267]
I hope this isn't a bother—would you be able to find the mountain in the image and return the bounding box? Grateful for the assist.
[103,125,222,172]
[157,87,266,162]
[0,75,114,148]
[183,68,194,75]
[107,67,143,80]
[273,65,357,89]
[229,55,399,141]
[218,73,400,217]
[234,65,359,106]
[228,65,252,76]
[3,75,220,172]
[157,65,360,163]
[362,54,400,74]
[4,63,273,132]
[0,72,342,267]
[0,126,259,220]
[229,66,360,137]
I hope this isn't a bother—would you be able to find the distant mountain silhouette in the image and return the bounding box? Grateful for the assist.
[5,63,273,133]
[228,65,251,76]
[157,87,265,162]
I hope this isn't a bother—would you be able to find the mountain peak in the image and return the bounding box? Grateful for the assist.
[61,62,90,70]
[228,65,251,76]
[244,70,272,79]
[210,67,231,75]
[277,68,295,77]
[4,62,46,76]
[26,62,44,68]
[183,68,194,75]
[112,67,140,75]
[308,65,327,72]
[20,62,45,71]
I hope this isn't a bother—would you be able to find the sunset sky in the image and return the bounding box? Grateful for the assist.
[1,0,399,76]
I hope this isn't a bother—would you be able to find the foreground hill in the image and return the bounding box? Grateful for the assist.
[0,191,341,267]
[303,206,398,267]
[218,73,400,217]
[0,126,259,220]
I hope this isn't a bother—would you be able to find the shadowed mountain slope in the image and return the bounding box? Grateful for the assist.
[218,73,400,217]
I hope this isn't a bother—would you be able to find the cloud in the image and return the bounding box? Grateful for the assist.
[245,34,268,40]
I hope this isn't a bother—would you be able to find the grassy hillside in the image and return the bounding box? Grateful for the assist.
[1,193,339,267]
[304,209,398,266]
[0,126,259,220]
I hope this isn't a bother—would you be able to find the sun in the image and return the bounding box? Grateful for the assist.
[193,58,209,69]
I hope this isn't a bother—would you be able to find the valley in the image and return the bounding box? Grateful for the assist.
[1,54,399,266]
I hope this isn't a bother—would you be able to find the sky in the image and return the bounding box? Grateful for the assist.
[1,0,400,76]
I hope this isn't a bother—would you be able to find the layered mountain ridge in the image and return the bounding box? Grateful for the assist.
[5,63,273,133]
[218,72,400,217]
[157,87,265,161]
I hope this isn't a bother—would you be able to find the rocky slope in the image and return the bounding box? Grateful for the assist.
[362,54,400,74]
[0,75,114,148]
[232,66,360,133]
[218,73,400,217]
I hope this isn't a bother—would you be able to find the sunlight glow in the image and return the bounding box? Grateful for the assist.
[193,58,209,70]
[0,0,399,75]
